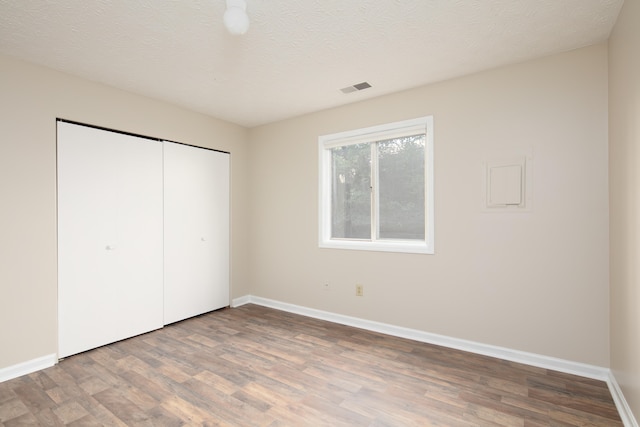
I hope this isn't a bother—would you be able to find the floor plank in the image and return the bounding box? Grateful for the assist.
[0,304,623,426]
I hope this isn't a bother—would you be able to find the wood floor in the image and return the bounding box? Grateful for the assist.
[0,304,622,426]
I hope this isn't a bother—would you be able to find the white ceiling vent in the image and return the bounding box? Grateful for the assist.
[340,82,372,94]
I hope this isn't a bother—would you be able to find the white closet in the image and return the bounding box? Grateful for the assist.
[163,142,230,325]
[57,121,229,358]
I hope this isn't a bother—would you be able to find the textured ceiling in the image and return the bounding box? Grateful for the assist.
[0,0,624,128]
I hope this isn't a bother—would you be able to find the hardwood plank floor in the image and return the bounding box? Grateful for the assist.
[0,304,622,426]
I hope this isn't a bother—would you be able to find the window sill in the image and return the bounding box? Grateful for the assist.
[319,239,434,254]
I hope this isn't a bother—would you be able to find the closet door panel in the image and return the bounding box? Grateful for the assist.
[57,122,164,358]
[163,142,230,325]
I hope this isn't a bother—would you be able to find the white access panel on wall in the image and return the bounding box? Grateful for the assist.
[163,142,230,325]
[57,121,164,358]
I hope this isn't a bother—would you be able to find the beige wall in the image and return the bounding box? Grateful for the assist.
[0,54,250,370]
[609,0,640,420]
[248,43,610,366]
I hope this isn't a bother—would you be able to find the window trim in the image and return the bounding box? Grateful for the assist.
[318,116,434,254]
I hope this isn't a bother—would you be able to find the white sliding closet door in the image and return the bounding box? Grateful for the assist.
[57,122,164,358]
[163,142,230,324]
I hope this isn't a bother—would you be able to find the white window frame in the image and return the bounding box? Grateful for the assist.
[318,116,434,254]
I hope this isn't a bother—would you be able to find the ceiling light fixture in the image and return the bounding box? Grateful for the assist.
[224,0,250,35]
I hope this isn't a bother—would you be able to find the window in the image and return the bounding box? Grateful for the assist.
[319,116,434,254]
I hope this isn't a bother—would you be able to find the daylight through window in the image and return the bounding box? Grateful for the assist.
[319,117,434,254]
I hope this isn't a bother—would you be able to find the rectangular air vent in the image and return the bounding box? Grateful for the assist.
[340,82,372,94]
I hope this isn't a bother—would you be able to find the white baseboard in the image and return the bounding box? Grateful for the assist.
[233,295,609,380]
[234,295,640,425]
[230,294,251,308]
[608,371,640,427]
[0,354,57,383]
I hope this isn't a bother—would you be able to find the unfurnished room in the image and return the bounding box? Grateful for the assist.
[0,0,639,425]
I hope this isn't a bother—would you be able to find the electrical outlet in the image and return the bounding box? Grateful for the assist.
[324,283,329,291]
[356,284,364,296]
